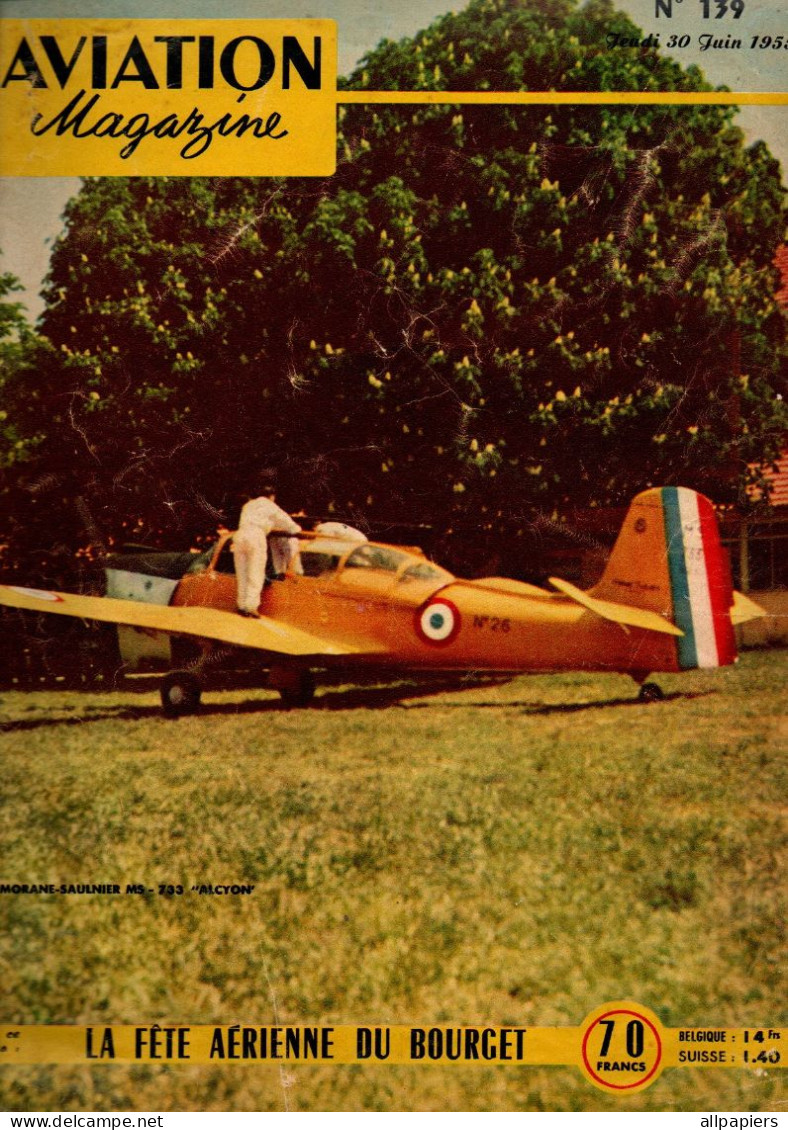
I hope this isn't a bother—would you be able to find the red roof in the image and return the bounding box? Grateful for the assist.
[776,245,788,308]
[759,252,788,505]
[754,450,788,508]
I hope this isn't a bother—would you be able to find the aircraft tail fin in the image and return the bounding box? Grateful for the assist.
[590,486,737,669]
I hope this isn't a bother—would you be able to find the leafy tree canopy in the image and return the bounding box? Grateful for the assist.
[0,260,43,470]
[3,0,786,575]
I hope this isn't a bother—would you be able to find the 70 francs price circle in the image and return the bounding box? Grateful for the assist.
[580,1001,664,1092]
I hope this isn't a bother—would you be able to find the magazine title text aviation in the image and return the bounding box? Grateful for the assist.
[0,21,335,173]
[1,31,323,92]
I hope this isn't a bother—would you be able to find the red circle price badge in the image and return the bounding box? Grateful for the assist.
[580,1001,665,1092]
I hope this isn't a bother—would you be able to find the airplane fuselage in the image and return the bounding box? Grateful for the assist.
[172,541,679,677]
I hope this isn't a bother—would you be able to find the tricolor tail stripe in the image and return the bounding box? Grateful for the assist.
[662,487,736,669]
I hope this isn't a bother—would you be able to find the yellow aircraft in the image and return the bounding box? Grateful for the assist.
[0,486,763,715]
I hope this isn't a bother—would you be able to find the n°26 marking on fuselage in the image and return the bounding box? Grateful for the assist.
[473,615,511,633]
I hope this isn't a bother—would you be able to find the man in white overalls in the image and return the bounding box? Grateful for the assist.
[234,489,301,617]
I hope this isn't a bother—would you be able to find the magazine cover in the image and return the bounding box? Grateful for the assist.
[0,0,786,1114]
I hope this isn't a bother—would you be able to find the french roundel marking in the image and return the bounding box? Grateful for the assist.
[581,1008,662,1091]
[415,598,461,647]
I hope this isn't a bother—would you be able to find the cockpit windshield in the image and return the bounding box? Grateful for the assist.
[344,545,410,573]
[399,561,447,583]
[296,541,452,583]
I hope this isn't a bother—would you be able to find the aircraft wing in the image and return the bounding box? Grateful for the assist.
[0,584,374,657]
[548,577,684,637]
[730,590,766,625]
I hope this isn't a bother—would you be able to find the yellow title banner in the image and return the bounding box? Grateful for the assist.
[0,19,337,176]
[2,19,787,176]
[338,90,788,105]
[1,1003,784,1094]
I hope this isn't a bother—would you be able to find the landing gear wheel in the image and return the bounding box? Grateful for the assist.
[161,670,202,717]
[278,670,316,709]
[638,681,664,703]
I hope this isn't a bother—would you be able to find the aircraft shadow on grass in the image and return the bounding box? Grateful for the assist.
[0,678,713,734]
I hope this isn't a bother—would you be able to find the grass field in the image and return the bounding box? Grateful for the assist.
[0,651,786,1112]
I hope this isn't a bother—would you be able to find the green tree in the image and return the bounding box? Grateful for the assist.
[0,261,37,464]
[6,0,787,574]
[0,260,61,583]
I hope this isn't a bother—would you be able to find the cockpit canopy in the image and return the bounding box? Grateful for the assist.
[301,540,451,583]
[190,532,452,585]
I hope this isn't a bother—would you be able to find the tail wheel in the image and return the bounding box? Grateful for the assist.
[161,670,202,717]
[278,670,316,709]
[638,682,664,704]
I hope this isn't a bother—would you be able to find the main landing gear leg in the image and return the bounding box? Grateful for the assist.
[269,666,316,708]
